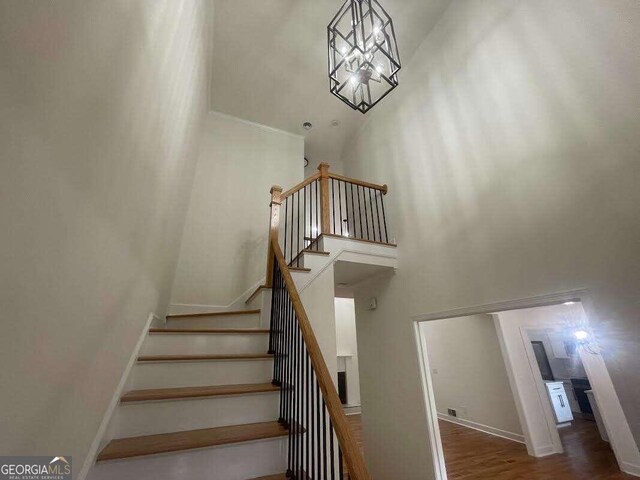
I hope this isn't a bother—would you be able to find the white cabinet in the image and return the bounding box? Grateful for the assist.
[546,382,574,424]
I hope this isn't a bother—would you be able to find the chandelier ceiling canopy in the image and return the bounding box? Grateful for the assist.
[328,0,401,113]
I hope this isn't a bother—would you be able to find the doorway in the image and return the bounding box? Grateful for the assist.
[334,295,362,415]
[414,290,640,479]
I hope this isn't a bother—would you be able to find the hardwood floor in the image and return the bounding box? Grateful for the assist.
[346,415,632,479]
[346,413,364,452]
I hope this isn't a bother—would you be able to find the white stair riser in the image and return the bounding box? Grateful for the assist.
[245,290,272,324]
[88,437,287,480]
[291,271,311,286]
[140,334,269,355]
[166,314,260,329]
[130,360,273,389]
[115,394,280,437]
[300,252,330,271]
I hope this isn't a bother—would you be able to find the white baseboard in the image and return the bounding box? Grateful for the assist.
[531,444,558,457]
[78,312,157,480]
[437,413,525,444]
[622,461,640,477]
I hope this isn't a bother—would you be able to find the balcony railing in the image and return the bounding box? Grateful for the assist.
[267,163,391,270]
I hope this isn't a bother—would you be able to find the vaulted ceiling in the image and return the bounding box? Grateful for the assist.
[210,0,451,171]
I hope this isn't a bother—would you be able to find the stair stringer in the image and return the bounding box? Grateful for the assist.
[293,236,398,294]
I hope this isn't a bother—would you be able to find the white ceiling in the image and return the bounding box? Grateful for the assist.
[210,0,451,171]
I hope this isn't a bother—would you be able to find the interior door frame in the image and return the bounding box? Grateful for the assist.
[412,288,640,479]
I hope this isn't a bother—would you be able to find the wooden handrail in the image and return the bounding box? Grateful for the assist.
[280,172,321,200]
[271,238,372,480]
[328,172,388,194]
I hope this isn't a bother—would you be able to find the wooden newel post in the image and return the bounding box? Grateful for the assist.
[318,162,331,234]
[265,185,283,288]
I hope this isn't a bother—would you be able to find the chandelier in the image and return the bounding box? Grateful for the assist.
[327,0,401,113]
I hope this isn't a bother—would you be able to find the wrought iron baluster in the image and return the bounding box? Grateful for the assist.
[380,191,388,243]
[332,179,337,235]
[284,198,289,265]
[356,185,364,238]
[368,187,376,242]
[338,180,344,236]
[362,185,370,240]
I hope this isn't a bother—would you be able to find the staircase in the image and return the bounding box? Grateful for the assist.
[89,308,290,480]
[88,163,388,480]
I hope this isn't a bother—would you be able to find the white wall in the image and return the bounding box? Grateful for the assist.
[343,1,640,476]
[335,297,361,406]
[170,112,303,307]
[0,0,211,476]
[300,264,339,386]
[421,315,522,437]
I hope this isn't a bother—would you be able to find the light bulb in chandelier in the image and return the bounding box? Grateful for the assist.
[328,0,401,113]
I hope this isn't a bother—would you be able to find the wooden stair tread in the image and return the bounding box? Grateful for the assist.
[96,421,288,461]
[321,232,396,247]
[166,309,260,319]
[149,328,270,334]
[289,267,311,272]
[303,249,329,255]
[121,383,279,403]
[138,353,273,362]
[248,474,287,480]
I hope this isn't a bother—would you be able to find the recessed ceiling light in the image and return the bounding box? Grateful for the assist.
[303,122,313,130]
[330,120,340,127]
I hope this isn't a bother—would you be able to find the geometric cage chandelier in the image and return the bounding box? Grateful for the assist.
[328,0,401,113]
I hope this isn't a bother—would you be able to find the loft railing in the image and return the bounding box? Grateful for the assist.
[326,172,389,244]
[268,238,370,480]
[266,163,390,272]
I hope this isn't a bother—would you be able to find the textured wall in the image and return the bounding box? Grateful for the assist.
[170,112,303,307]
[0,1,211,476]
[346,1,640,477]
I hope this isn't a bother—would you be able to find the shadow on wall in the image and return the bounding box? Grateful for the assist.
[0,0,210,474]
[236,231,269,296]
[340,0,640,454]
